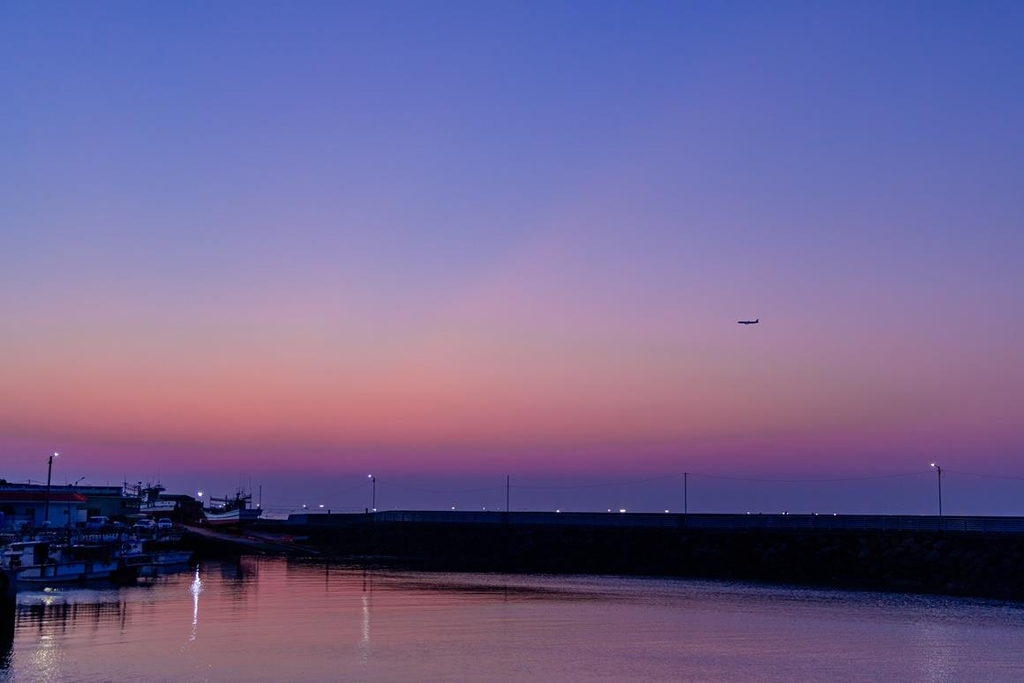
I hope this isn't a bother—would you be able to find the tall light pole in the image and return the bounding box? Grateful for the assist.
[44,451,59,526]
[368,474,376,512]
[930,463,943,518]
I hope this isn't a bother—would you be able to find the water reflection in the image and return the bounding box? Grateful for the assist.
[188,566,202,644]
[220,556,258,582]
[19,597,131,632]
[913,620,959,683]
[359,593,372,664]
[219,556,257,586]
[5,560,1024,683]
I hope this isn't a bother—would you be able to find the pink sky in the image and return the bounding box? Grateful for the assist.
[2,3,1022,513]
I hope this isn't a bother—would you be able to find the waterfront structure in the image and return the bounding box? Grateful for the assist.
[0,483,141,529]
[0,489,88,529]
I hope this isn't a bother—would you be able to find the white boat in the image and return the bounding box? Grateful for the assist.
[136,484,178,516]
[0,540,127,586]
[203,489,262,526]
[117,539,152,569]
[116,539,193,578]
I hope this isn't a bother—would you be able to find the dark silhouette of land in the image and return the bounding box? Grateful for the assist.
[183,511,1024,601]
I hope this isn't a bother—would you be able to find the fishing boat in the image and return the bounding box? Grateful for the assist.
[202,489,262,526]
[137,484,178,516]
[0,540,130,587]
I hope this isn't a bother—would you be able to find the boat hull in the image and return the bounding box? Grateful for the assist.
[13,560,121,585]
[203,509,263,526]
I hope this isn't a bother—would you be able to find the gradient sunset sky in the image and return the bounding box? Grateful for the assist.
[2,2,1022,514]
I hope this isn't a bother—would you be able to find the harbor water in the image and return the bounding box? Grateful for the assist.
[3,557,1024,682]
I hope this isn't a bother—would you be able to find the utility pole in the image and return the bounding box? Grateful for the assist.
[44,452,58,526]
[506,474,510,513]
[930,463,943,519]
[684,472,688,515]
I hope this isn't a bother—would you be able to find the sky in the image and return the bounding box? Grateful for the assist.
[2,1,1023,515]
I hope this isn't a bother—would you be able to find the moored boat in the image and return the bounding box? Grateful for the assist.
[0,533,193,589]
[1,540,123,586]
[203,489,262,526]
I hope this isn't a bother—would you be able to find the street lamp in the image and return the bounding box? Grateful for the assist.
[44,452,59,526]
[368,474,376,512]
[930,463,943,518]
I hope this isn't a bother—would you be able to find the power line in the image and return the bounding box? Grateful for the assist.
[517,473,684,490]
[384,481,506,495]
[515,469,932,490]
[945,469,1024,482]
[687,470,931,484]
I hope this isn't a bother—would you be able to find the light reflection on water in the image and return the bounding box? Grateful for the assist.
[3,559,1024,682]
[188,566,201,644]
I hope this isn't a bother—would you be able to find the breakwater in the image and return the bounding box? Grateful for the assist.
[213,512,1024,600]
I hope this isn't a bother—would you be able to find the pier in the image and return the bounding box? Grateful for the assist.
[191,511,1024,600]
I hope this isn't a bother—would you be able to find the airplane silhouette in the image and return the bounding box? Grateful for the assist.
[737,318,759,325]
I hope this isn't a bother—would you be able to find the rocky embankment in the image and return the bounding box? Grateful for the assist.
[261,521,1024,600]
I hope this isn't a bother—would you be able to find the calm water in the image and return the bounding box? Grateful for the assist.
[3,558,1024,682]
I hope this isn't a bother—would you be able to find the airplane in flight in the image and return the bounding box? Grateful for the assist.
[737,318,759,325]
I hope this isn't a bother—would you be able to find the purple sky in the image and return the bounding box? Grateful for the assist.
[2,2,1022,515]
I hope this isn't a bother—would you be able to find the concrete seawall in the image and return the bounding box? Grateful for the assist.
[246,512,1024,600]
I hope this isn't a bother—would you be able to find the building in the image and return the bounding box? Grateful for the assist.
[72,484,140,520]
[0,483,140,529]
[0,488,88,529]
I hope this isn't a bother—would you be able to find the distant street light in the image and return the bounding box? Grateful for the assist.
[930,463,943,517]
[368,474,376,512]
[44,452,59,525]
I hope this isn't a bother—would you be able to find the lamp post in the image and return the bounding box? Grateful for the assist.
[368,474,376,512]
[44,451,59,526]
[930,463,943,518]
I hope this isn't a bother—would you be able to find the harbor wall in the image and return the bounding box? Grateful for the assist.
[256,512,1024,600]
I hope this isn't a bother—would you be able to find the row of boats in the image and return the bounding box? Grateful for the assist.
[0,486,263,593]
[0,528,192,591]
